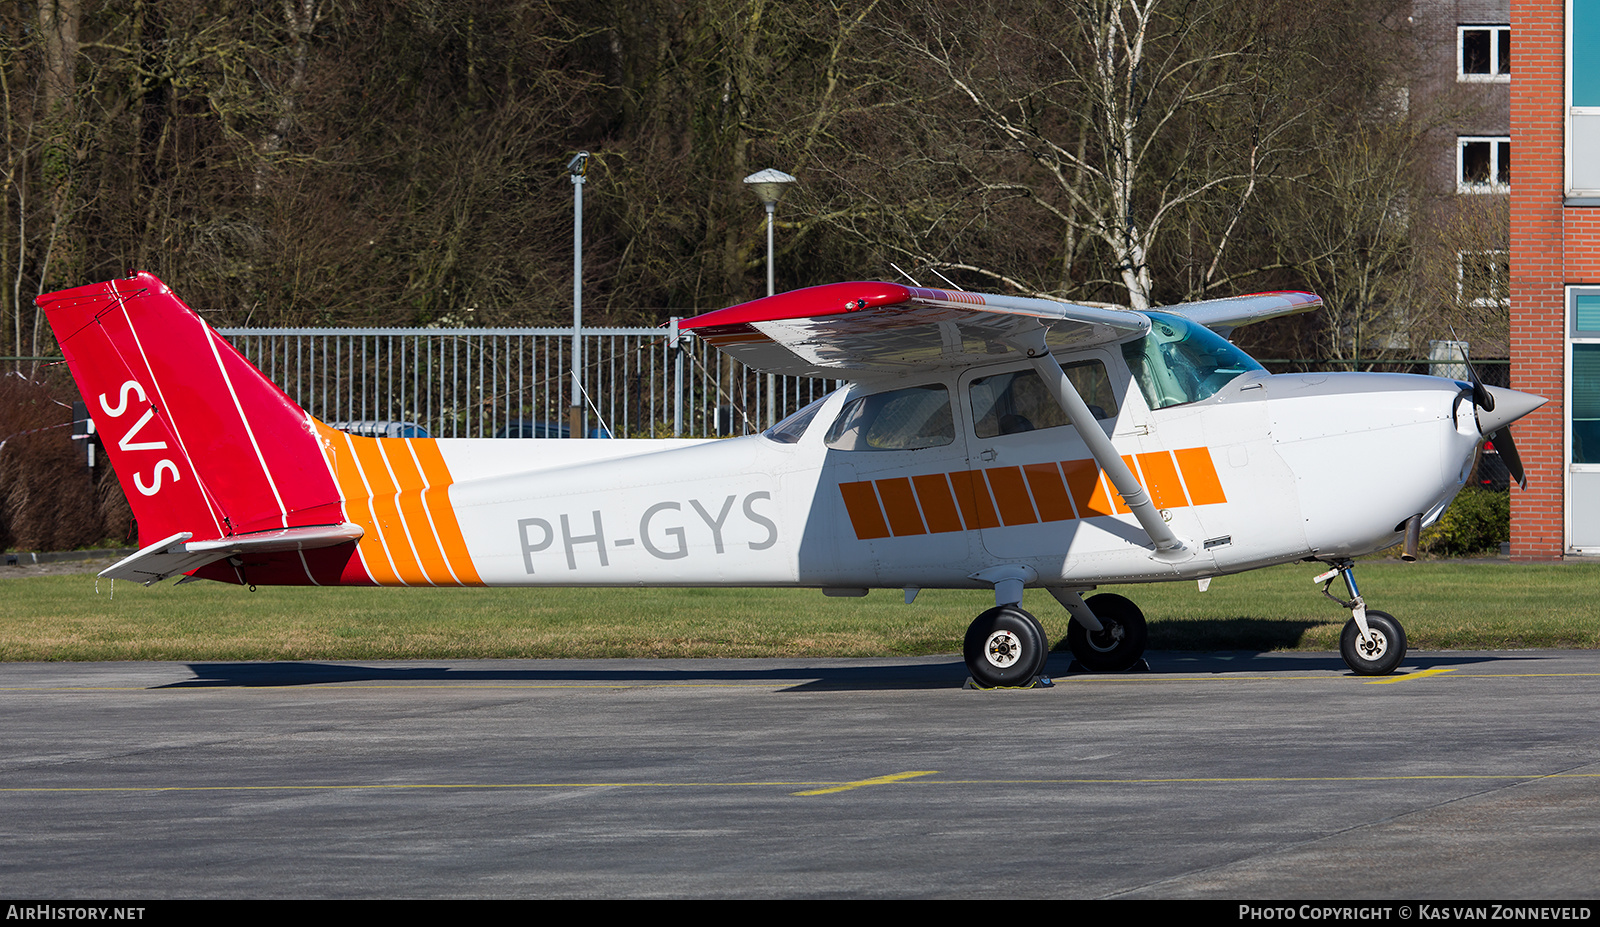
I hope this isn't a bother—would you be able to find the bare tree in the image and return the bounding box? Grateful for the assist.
[1264,119,1424,365]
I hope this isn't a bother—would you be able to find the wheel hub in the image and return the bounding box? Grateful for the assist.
[984,630,1024,668]
[1087,620,1125,653]
[1357,630,1389,660]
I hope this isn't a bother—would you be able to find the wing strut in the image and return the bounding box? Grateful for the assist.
[1008,327,1193,562]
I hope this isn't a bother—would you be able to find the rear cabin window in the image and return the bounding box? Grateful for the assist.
[824,383,955,451]
[764,394,829,444]
[969,361,1116,438]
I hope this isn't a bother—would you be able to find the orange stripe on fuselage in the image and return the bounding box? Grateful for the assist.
[1060,459,1115,519]
[378,440,446,585]
[1173,446,1228,506]
[985,467,1038,526]
[312,421,481,586]
[314,424,390,585]
[348,436,426,584]
[948,469,1003,530]
[408,439,483,585]
[838,446,1227,541]
[875,477,927,536]
[839,481,891,540]
[1021,462,1075,522]
[1136,451,1188,510]
[912,473,965,533]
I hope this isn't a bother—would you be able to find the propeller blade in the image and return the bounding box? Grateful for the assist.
[1460,345,1495,412]
[1491,427,1526,491]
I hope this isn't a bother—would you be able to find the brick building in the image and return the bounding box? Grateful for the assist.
[1510,0,1599,558]
[1404,2,1513,393]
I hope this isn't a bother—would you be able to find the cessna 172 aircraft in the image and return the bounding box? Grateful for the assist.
[37,273,1545,685]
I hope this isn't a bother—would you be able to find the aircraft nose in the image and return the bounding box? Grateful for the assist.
[1476,385,1547,436]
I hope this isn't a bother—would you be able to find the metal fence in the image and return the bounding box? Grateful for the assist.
[7,338,1512,442]
[216,322,840,439]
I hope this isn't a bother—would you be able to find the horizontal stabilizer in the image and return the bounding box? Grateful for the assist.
[100,523,365,585]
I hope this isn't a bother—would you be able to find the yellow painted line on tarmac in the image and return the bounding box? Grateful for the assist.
[0,782,823,794]
[6,771,1600,796]
[791,771,938,796]
[1067,670,1600,683]
[921,771,1600,787]
[1366,667,1458,684]
[1436,672,1600,678]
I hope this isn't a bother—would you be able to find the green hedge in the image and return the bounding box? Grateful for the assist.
[1420,488,1510,557]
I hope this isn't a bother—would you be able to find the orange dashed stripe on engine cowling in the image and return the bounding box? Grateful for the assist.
[838,447,1228,541]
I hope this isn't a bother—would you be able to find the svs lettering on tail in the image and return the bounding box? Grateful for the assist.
[98,380,181,496]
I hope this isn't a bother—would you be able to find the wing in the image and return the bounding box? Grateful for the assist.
[1162,291,1322,338]
[679,282,1149,378]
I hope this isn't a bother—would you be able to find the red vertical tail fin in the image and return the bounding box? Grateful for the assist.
[36,273,346,546]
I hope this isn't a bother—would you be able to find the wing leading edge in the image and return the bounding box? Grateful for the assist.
[683,283,1321,378]
[679,282,1149,379]
[1162,291,1322,339]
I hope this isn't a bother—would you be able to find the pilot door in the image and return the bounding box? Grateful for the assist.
[955,351,1144,564]
[821,378,979,585]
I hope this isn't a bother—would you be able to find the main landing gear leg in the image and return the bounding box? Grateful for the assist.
[962,568,1051,689]
[1050,587,1149,673]
[1317,560,1407,676]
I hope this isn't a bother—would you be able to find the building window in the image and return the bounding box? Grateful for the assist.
[1459,26,1511,81]
[1569,1,1600,196]
[1458,251,1509,307]
[1458,137,1510,192]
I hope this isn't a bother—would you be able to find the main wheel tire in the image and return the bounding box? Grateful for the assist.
[1339,610,1406,676]
[964,605,1048,688]
[1020,609,1051,680]
[1066,593,1148,672]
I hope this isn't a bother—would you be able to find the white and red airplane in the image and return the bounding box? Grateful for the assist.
[37,273,1544,684]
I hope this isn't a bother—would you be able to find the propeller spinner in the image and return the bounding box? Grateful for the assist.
[1460,350,1545,490]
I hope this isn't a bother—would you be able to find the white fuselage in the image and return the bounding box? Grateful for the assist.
[433,362,1481,590]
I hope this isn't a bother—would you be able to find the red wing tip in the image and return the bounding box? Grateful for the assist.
[681,281,916,330]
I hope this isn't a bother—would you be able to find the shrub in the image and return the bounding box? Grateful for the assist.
[1419,487,1510,557]
[0,373,132,551]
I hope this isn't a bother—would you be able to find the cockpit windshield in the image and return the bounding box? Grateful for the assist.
[1120,311,1264,410]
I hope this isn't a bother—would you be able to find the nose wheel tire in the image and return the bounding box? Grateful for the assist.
[1065,593,1148,672]
[964,606,1049,688]
[1339,610,1406,676]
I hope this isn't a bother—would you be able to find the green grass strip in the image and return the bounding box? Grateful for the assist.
[0,561,1596,661]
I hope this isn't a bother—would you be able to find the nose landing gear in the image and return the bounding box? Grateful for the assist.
[1317,561,1407,676]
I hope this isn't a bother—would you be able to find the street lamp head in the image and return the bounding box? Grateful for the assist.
[743,168,797,207]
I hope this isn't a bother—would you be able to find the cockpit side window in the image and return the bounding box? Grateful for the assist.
[1121,312,1265,410]
[969,360,1117,438]
[824,383,955,451]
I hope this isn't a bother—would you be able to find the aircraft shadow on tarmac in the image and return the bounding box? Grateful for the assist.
[164,660,967,691]
[159,647,1542,692]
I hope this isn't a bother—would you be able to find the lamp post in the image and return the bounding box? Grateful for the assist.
[568,152,589,438]
[743,168,796,429]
